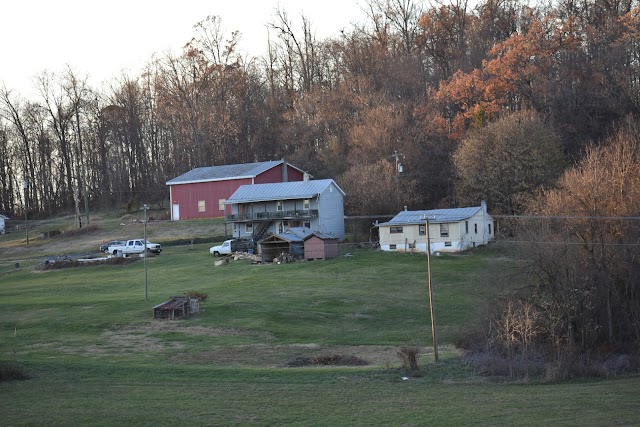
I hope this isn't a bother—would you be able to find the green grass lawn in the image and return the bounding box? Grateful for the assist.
[1,245,639,425]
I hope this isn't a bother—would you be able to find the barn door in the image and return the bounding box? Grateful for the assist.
[172,204,180,221]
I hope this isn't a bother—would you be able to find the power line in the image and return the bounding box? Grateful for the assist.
[493,214,640,221]
[493,239,640,247]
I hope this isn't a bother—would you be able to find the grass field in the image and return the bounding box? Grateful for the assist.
[1,220,639,425]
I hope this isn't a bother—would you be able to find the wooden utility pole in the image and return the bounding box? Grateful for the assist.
[144,204,149,301]
[425,216,439,362]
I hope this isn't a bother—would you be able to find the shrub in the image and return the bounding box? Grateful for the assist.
[285,354,369,367]
[397,346,421,377]
[63,223,98,237]
[185,291,209,303]
[0,361,29,382]
[37,256,138,271]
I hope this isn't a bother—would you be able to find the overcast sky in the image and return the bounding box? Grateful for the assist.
[1,0,365,98]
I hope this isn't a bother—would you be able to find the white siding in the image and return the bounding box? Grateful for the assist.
[379,216,494,253]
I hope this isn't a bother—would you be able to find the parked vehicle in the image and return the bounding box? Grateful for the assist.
[209,238,254,256]
[100,240,125,253]
[107,239,162,256]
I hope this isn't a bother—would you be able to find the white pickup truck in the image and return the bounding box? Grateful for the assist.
[107,239,162,256]
[209,238,254,256]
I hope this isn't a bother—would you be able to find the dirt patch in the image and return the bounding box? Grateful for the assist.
[68,322,276,357]
[176,344,410,368]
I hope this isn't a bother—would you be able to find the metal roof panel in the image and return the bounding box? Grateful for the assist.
[378,206,483,226]
[226,179,344,203]
[166,161,286,185]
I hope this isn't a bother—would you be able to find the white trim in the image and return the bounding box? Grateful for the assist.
[166,176,256,186]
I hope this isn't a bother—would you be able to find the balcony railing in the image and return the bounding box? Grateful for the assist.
[226,209,318,222]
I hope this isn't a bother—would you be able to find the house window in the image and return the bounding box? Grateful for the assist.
[390,244,397,250]
[390,226,403,234]
[245,223,253,233]
[488,223,492,235]
[218,199,226,211]
[277,201,283,211]
[303,199,310,210]
[198,200,206,212]
[278,221,284,233]
[475,223,478,234]
[445,242,452,247]
[303,221,311,228]
[440,223,449,238]
[465,221,469,234]
[419,225,426,236]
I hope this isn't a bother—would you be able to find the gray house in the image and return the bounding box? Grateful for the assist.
[225,179,346,241]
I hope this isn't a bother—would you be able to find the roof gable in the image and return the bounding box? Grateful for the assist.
[378,206,484,226]
[226,179,345,203]
[166,160,305,185]
[283,227,314,240]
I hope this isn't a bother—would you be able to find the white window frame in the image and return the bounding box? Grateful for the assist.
[198,200,206,213]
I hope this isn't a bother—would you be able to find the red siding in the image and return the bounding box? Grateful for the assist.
[170,163,305,220]
[254,164,304,184]
[171,177,253,220]
[304,236,339,260]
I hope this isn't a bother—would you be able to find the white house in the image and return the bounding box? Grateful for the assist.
[0,214,8,235]
[377,202,494,253]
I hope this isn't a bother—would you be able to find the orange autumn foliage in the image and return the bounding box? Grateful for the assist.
[435,15,583,122]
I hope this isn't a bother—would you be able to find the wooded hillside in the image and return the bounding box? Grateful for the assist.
[2,0,639,219]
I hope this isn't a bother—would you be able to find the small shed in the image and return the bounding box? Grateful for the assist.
[0,214,8,235]
[153,296,200,319]
[304,232,340,260]
[259,227,312,262]
[259,234,304,262]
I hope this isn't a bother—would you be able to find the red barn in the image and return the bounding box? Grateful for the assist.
[166,160,306,220]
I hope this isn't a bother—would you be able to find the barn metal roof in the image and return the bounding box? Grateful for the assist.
[377,206,484,226]
[226,179,345,203]
[166,160,304,185]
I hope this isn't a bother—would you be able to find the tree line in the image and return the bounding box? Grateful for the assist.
[1,0,639,221]
[2,0,640,375]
